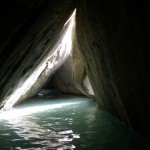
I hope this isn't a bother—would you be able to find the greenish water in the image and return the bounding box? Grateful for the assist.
[0,95,149,150]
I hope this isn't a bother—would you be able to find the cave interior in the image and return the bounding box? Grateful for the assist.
[0,0,150,141]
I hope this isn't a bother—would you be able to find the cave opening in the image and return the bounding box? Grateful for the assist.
[0,9,93,111]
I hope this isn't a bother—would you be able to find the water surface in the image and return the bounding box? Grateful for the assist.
[0,96,149,150]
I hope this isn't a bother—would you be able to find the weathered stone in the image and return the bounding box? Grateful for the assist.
[0,0,150,141]
[72,24,94,97]
[49,22,94,96]
[76,0,150,139]
[49,54,82,95]
[0,0,75,109]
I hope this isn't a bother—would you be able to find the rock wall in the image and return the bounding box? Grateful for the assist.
[49,22,94,96]
[0,0,150,140]
[72,24,94,97]
[76,0,150,139]
[49,54,82,95]
[0,0,75,108]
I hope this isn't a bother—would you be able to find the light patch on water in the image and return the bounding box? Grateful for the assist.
[0,101,81,120]
[0,97,149,150]
[0,97,85,150]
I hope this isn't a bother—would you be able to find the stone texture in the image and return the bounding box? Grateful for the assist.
[0,0,75,108]
[48,23,94,96]
[76,0,150,139]
[72,24,94,97]
[49,54,82,95]
[0,0,150,141]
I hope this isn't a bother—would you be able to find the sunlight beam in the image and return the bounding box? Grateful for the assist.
[1,10,76,111]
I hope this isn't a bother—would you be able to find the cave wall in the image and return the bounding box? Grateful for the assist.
[76,0,150,139]
[48,22,94,96]
[0,0,75,108]
[49,53,82,95]
[0,0,149,140]
[72,23,94,97]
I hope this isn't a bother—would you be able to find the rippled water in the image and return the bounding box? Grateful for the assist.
[0,96,149,150]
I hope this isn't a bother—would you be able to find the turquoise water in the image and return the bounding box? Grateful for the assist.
[0,95,149,150]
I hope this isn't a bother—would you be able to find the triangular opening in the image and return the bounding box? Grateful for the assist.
[1,9,94,111]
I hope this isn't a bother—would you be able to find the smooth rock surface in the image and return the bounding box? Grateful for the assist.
[0,0,150,140]
[48,23,94,96]
[76,0,150,139]
[0,0,75,108]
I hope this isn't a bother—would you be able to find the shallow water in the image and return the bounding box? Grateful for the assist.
[0,95,149,150]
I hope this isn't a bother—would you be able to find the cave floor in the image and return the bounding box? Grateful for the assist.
[0,92,149,150]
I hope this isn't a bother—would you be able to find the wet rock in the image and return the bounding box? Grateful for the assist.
[0,0,150,141]
[76,0,150,140]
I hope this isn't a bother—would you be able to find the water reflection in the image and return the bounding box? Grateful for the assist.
[0,97,149,150]
[0,98,84,150]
